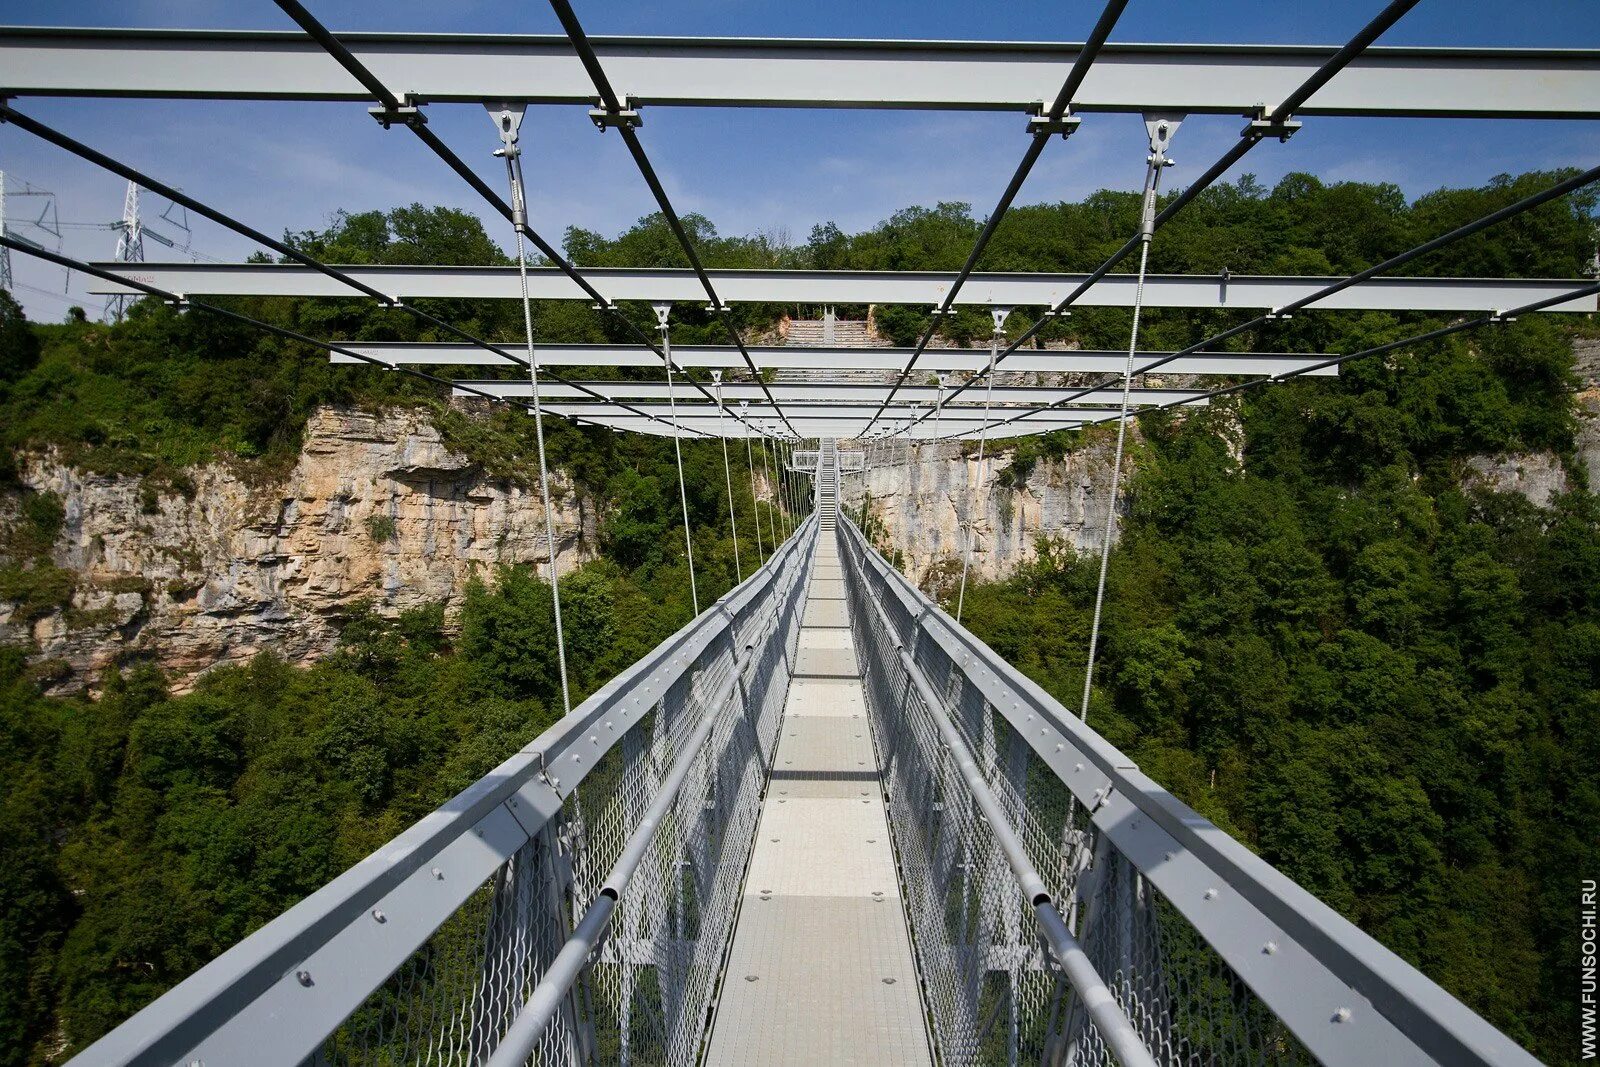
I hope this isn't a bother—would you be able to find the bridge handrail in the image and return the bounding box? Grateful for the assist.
[838,515,1539,1067]
[72,515,818,1067]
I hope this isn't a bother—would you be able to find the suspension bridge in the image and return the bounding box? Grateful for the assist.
[2,1,1598,1064]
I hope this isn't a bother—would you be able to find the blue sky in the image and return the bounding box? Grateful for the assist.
[2,0,1598,320]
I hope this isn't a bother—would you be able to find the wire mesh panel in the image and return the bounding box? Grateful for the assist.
[839,520,1316,1067]
[307,524,814,1067]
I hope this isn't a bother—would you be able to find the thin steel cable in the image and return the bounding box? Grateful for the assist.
[658,311,700,616]
[901,410,915,571]
[903,0,1424,434]
[544,0,798,438]
[0,101,702,438]
[712,374,742,582]
[759,436,780,547]
[743,411,766,563]
[271,1,766,439]
[862,0,1132,434]
[511,225,573,714]
[776,440,792,540]
[990,160,1600,436]
[0,234,586,440]
[1080,238,1154,723]
[493,112,574,714]
[955,326,1004,622]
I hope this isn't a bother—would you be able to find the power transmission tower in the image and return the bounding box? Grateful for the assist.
[105,180,145,321]
[104,181,196,321]
[0,169,63,297]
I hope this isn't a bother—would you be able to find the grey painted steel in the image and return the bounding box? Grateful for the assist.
[68,519,817,1067]
[516,403,1191,423]
[871,606,1156,1067]
[581,417,1101,439]
[485,629,755,1067]
[454,380,1210,406]
[837,515,1542,1067]
[330,341,1343,374]
[5,28,1599,117]
[87,262,1600,312]
[706,524,931,1063]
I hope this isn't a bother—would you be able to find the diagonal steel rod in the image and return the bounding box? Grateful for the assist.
[0,102,703,438]
[272,0,760,438]
[545,0,798,439]
[910,0,1423,433]
[1075,278,1600,436]
[0,234,633,433]
[982,162,1600,436]
[862,0,1131,435]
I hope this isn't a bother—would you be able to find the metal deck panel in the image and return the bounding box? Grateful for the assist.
[705,593,930,1067]
[803,599,850,627]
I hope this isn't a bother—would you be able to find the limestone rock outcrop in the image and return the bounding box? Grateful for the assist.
[840,434,1129,595]
[0,408,595,694]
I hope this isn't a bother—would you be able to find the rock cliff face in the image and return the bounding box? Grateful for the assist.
[840,434,1130,594]
[0,408,596,695]
[1576,337,1600,491]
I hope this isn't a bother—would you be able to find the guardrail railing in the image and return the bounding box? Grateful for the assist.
[74,516,818,1067]
[837,515,1538,1067]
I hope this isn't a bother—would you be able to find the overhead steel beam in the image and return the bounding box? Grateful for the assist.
[568,415,1094,439]
[530,402,1175,421]
[452,380,1205,406]
[90,263,1600,312]
[329,342,1342,375]
[4,29,1598,117]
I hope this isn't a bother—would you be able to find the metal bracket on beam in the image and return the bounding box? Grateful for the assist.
[705,303,732,314]
[589,96,643,131]
[1489,309,1518,324]
[928,307,959,317]
[1242,105,1301,142]
[368,99,428,129]
[1026,102,1081,140]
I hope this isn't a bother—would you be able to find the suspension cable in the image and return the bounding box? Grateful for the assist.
[493,108,573,713]
[742,404,766,562]
[900,0,1424,436]
[778,439,794,539]
[955,309,1010,622]
[712,372,743,582]
[1079,117,1179,723]
[901,408,914,570]
[759,435,781,547]
[772,437,788,541]
[655,305,700,616]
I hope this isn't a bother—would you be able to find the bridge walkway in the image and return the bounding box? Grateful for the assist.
[704,532,932,1066]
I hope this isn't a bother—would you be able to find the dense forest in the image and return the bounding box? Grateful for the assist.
[1,168,1597,1063]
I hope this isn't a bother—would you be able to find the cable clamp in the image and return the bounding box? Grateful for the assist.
[705,303,732,314]
[162,293,189,310]
[1039,308,1071,319]
[368,99,428,129]
[1026,102,1081,140]
[1241,106,1301,143]
[927,307,959,317]
[589,96,643,131]
[1489,309,1518,324]
[1264,307,1294,321]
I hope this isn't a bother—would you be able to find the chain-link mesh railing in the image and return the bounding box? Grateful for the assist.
[323,531,809,1067]
[836,515,1369,1067]
[76,520,814,1067]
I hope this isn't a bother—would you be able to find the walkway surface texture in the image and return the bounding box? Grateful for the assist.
[704,534,932,1066]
